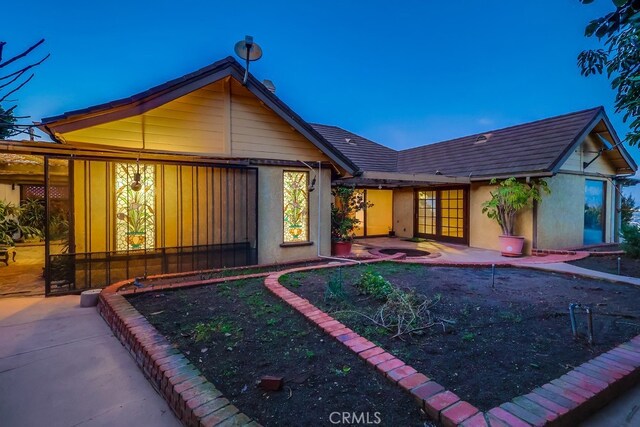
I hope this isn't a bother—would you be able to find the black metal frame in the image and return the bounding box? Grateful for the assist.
[44,155,259,295]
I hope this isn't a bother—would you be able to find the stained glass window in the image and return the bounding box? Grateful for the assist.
[115,163,155,251]
[283,171,309,243]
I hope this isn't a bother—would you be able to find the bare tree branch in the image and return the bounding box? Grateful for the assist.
[0,73,34,103]
[0,54,49,81]
[0,70,24,90]
[0,39,45,69]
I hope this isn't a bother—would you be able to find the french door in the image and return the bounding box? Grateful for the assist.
[415,187,468,244]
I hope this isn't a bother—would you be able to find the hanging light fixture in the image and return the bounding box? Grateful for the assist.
[131,155,142,192]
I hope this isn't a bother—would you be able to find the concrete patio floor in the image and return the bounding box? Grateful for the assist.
[353,237,587,264]
[0,295,180,427]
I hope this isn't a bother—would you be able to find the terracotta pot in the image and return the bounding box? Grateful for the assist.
[499,235,525,257]
[331,241,352,256]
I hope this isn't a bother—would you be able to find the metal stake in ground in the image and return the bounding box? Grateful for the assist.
[491,264,496,290]
[618,256,621,275]
[569,302,595,345]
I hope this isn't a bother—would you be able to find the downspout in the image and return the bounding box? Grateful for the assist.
[298,160,360,264]
[614,178,622,243]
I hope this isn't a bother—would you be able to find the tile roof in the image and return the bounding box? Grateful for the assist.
[313,107,626,178]
[310,124,398,172]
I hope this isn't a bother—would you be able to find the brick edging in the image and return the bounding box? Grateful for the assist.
[98,285,260,426]
[532,249,577,256]
[265,261,640,426]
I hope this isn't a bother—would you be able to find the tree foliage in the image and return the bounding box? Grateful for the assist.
[0,106,16,139]
[481,177,550,236]
[330,185,372,242]
[578,0,640,145]
[621,192,637,225]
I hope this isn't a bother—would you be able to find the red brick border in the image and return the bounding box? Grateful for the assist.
[265,260,640,426]
[98,277,262,427]
[532,249,577,256]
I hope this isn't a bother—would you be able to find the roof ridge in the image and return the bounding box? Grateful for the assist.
[399,106,604,153]
[310,123,399,153]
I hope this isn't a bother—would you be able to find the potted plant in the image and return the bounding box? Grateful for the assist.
[331,185,371,256]
[481,177,549,257]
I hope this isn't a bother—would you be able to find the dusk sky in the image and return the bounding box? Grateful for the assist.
[4,1,639,168]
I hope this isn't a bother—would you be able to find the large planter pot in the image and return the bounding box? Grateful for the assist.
[331,241,352,256]
[499,235,525,257]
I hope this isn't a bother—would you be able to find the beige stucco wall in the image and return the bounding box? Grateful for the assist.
[392,188,414,238]
[257,166,331,264]
[0,183,20,206]
[469,183,534,253]
[536,173,614,249]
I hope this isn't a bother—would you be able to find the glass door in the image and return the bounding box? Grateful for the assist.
[415,187,467,244]
[417,190,436,237]
[584,179,605,245]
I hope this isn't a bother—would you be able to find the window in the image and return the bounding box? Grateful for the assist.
[584,179,605,245]
[417,190,436,235]
[283,171,309,243]
[115,163,156,251]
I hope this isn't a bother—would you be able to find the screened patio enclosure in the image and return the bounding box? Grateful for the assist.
[47,156,258,295]
[0,143,259,296]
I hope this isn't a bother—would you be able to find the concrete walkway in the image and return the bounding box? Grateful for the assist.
[0,296,180,427]
[528,262,640,286]
[353,237,588,264]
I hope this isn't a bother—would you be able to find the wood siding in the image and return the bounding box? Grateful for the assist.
[60,78,329,163]
[72,160,255,253]
[559,134,617,175]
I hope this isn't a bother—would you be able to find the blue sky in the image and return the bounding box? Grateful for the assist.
[4,0,638,165]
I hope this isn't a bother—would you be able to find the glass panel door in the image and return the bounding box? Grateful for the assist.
[416,187,467,243]
[440,189,465,238]
[417,190,436,236]
[584,180,605,245]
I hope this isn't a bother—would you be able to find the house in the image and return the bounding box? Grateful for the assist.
[314,107,637,253]
[0,56,636,295]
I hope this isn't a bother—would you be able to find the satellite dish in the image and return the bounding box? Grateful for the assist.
[234,35,263,85]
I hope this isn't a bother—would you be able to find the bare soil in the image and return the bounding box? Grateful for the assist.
[128,277,428,427]
[281,262,640,411]
[569,254,640,278]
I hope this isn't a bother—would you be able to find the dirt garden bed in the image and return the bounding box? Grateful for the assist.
[127,277,427,426]
[568,254,640,278]
[280,262,640,411]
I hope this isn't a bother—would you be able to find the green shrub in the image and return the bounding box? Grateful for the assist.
[356,267,393,299]
[621,224,640,258]
[325,270,345,301]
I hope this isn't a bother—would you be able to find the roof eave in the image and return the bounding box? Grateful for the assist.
[38,57,359,175]
[549,108,638,174]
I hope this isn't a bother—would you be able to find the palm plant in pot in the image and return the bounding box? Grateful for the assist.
[481,177,549,257]
[331,185,372,256]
